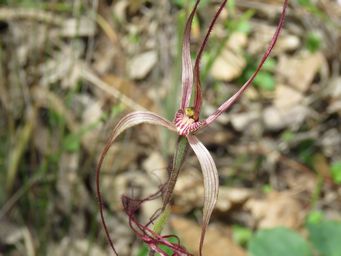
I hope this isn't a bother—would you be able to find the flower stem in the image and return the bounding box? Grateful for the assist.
[150,136,188,255]
[151,136,188,232]
[162,136,188,209]
[152,204,171,235]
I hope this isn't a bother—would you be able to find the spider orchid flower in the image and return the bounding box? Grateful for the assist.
[96,0,289,255]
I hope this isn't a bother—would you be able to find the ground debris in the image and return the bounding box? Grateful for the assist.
[1,1,341,255]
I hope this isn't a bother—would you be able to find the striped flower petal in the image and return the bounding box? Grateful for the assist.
[203,0,289,126]
[180,0,201,109]
[193,0,228,115]
[187,134,219,256]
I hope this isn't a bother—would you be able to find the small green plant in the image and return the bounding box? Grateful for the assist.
[249,220,341,256]
[249,227,313,256]
[297,139,316,167]
[297,0,325,18]
[225,9,254,33]
[262,184,272,194]
[232,225,252,247]
[243,58,277,91]
[305,32,322,53]
[172,0,210,8]
[330,161,341,184]
[281,130,295,142]
[308,220,341,256]
[306,210,324,224]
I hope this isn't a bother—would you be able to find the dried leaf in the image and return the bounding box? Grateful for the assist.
[262,105,308,131]
[277,52,324,92]
[245,191,305,229]
[103,75,155,110]
[210,33,247,81]
[274,84,303,110]
[128,51,157,80]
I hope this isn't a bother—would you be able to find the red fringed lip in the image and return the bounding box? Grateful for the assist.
[174,109,203,136]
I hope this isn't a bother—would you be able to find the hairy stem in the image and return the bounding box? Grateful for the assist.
[153,205,171,235]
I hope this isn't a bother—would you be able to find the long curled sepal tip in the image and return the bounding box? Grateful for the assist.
[95,111,176,255]
[187,134,219,256]
[203,0,289,126]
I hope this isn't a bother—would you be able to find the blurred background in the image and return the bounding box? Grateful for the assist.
[0,0,341,255]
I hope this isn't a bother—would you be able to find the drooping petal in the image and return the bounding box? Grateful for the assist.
[187,134,219,256]
[180,0,201,110]
[193,0,228,115]
[95,111,176,255]
[203,0,289,126]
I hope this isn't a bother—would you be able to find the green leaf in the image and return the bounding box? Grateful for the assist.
[306,32,322,53]
[235,20,251,33]
[172,0,210,8]
[48,109,65,128]
[232,225,252,247]
[331,161,341,184]
[296,0,325,18]
[63,133,81,152]
[137,245,148,256]
[297,139,315,167]
[262,184,272,194]
[306,210,324,224]
[281,130,295,143]
[248,228,313,256]
[297,0,312,7]
[254,71,276,91]
[308,220,341,256]
[242,56,276,91]
[262,58,277,72]
[226,10,254,34]
[227,0,236,11]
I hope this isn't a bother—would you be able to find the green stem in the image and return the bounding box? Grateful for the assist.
[162,136,188,210]
[152,205,171,235]
[6,110,34,193]
[151,136,188,236]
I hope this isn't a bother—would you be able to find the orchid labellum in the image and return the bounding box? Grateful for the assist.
[96,0,289,255]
